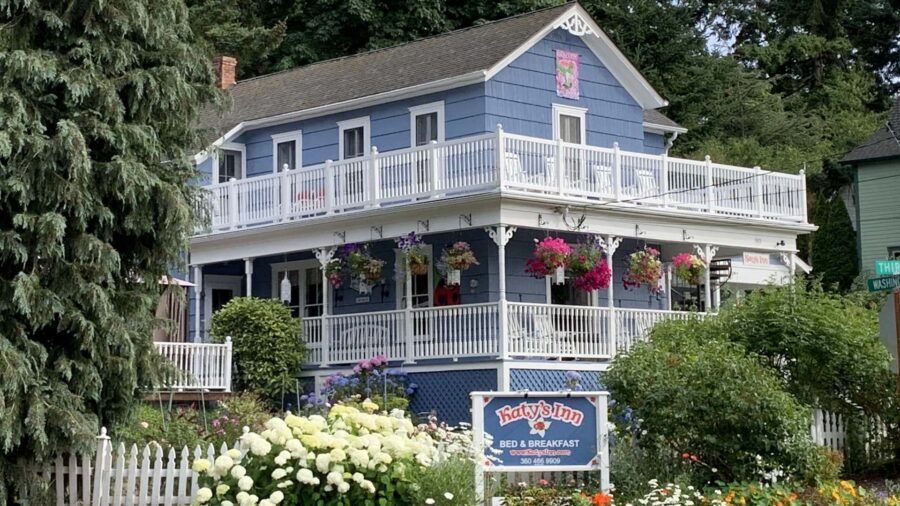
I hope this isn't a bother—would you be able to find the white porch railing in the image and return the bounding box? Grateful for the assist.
[153,339,232,391]
[197,128,807,234]
[300,303,703,365]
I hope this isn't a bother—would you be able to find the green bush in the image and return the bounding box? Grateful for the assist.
[208,392,273,445]
[604,327,822,483]
[712,280,894,415]
[210,297,305,398]
[111,404,208,449]
[412,458,477,506]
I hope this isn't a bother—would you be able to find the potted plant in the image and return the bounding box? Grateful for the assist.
[525,237,571,284]
[396,231,428,275]
[440,241,479,285]
[672,253,706,285]
[566,240,611,292]
[344,243,384,290]
[324,258,343,289]
[623,246,663,293]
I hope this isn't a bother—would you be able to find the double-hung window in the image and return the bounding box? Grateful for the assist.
[552,104,587,185]
[409,102,445,146]
[272,131,302,172]
[272,261,323,318]
[338,117,370,160]
[217,146,244,183]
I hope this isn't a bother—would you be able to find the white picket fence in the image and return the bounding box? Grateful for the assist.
[810,409,890,463]
[49,427,241,506]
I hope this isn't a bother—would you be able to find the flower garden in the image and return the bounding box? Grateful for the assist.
[107,281,900,505]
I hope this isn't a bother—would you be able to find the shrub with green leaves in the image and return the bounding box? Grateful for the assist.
[210,297,305,398]
[604,328,822,483]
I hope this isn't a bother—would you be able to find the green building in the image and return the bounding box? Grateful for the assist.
[843,98,900,272]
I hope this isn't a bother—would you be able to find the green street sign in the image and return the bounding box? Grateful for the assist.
[867,275,900,292]
[875,260,900,276]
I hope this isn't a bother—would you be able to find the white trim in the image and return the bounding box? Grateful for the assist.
[337,116,371,160]
[395,244,434,309]
[202,274,243,337]
[298,360,502,379]
[271,131,303,172]
[552,103,587,143]
[408,101,445,145]
[642,121,687,135]
[484,4,666,109]
[212,142,246,183]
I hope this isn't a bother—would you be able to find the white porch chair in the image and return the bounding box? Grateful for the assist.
[633,168,660,202]
[592,165,614,195]
[505,152,547,187]
[533,314,574,356]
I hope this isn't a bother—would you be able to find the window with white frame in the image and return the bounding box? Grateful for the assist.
[552,104,587,144]
[272,260,323,318]
[338,117,370,160]
[889,247,900,260]
[216,144,245,183]
[409,102,445,146]
[547,277,594,306]
[396,245,433,309]
[271,131,302,172]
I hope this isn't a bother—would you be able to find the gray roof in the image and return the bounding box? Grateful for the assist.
[198,3,680,140]
[643,108,683,130]
[843,97,900,163]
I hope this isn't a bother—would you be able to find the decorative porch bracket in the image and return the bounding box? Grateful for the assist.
[694,244,720,312]
[315,248,336,367]
[599,236,622,357]
[487,225,517,360]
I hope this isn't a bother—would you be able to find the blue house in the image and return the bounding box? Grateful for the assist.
[170,3,813,422]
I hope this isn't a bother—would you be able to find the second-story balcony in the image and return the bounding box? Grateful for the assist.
[197,126,808,236]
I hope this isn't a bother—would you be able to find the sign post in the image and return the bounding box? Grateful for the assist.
[471,391,609,505]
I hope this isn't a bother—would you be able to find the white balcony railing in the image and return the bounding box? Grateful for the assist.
[154,339,233,391]
[300,303,704,365]
[197,127,808,234]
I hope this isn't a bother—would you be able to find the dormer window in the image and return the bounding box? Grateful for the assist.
[271,131,302,172]
[338,117,370,160]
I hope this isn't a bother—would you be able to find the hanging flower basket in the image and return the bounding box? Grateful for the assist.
[323,259,343,289]
[397,231,428,275]
[345,244,384,283]
[672,253,706,285]
[440,241,478,285]
[623,246,663,293]
[525,237,571,281]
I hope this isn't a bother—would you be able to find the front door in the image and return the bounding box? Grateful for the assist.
[203,275,243,340]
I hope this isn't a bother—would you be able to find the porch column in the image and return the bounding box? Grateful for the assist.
[315,248,336,367]
[601,236,622,358]
[487,225,516,360]
[404,250,415,364]
[243,257,254,297]
[695,244,719,312]
[665,263,674,310]
[192,265,202,342]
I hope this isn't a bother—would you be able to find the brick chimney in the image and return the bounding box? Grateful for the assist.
[213,56,237,89]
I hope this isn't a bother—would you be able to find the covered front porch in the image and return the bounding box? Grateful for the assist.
[185,223,774,366]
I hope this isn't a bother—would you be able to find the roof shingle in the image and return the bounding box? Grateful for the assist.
[842,97,900,163]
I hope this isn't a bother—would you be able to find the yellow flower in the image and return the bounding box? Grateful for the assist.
[361,399,379,413]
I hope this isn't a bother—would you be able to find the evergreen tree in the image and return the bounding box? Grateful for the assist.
[0,0,217,501]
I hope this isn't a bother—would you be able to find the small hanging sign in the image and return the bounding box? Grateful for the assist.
[555,50,580,100]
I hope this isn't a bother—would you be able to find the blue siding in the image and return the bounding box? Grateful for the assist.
[643,132,666,154]
[484,29,646,152]
[232,84,486,176]
[509,368,604,392]
[408,369,497,425]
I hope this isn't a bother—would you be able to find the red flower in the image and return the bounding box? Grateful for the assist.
[591,493,613,506]
[681,452,690,459]
[538,479,549,487]
[534,421,545,430]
